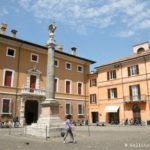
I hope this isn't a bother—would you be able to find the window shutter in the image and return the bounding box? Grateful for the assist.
[128,67,131,76]
[114,88,117,98]
[107,72,109,80]
[5,71,12,86]
[66,81,70,94]
[137,84,141,96]
[108,89,110,99]
[78,83,82,95]
[129,86,132,99]
[136,65,139,74]
[113,70,116,79]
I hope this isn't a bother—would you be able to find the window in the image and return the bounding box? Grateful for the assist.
[54,78,59,92]
[108,88,117,99]
[65,80,71,94]
[78,104,84,115]
[3,69,14,87]
[107,70,116,80]
[1,99,11,114]
[31,53,39,63]
[90,79,97,87]
[90,94,97,104]
[128,65,139,76]
[54,59,59,67]
[77,82,83,95]
[129,84,141,101]
[6,47,16,57]
[65,102,71,115]
[77,65,83,72]
[65,62,72,70]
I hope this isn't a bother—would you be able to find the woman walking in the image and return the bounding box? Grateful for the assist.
[63,114,76,144]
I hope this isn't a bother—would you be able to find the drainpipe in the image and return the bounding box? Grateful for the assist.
[15,43,23,117]
[120,63,125,123]
[144,56,150,123]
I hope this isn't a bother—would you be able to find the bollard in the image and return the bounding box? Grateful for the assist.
[46,125,47,141]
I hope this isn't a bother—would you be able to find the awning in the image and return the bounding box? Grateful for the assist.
[104,106,119,113]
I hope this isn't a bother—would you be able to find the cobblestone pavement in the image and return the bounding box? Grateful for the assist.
[1,126,150,150]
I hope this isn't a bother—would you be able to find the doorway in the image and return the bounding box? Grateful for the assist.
[132,104,141,124]
[92,112,99,123]
[25,100,38,125]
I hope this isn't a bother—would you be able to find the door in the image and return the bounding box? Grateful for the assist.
[132,104,141,124]
[92,112,99,123]
[25,100,38,125]
[30,75,36,92]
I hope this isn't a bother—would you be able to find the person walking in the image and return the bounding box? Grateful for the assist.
[63,114,76,144]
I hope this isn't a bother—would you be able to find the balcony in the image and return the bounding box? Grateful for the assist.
[21,86,46,96]
[124,95,147,103]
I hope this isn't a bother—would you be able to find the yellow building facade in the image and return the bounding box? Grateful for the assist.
[89,42,150,125]
[0,26,95,125]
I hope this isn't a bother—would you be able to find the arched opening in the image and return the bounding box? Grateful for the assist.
[137,47,145,54]
[25,100,38,125]
[132,104,141,124]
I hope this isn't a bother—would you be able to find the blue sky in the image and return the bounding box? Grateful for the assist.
[0,0,150,70]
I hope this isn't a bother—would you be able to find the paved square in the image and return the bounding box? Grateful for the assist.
[0,126,150,150]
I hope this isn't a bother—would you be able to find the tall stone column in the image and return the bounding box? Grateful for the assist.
[45,24,56,102]
[37,24,64,129]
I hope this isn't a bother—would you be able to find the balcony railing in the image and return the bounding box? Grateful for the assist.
[124,95,147,102]
[21,86,46,96]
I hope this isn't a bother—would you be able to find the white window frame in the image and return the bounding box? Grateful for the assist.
[108,70,116,80]
[6,47,16,58]
[1,98,12,114]
[65,102,72,115]
[90,94,97,104]
[55,77,59,92]
[65,62,72,70]
[31,53,39,63]
[77,65,83,73]
[77,82,83,95]
[78,103,84,115]
[65,79,72,94]
[2,69,14,87]
[130,65,138,76]
[54,59,59,68]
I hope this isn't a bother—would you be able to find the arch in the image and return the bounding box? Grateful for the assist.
[137,47,145,54]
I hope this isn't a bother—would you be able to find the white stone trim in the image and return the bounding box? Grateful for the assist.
[65,62,72,70]
[54,59,59,68]
[55,77,59,92]
[77,81,83,95]
[6,47,16,58]
[31,53,39,63]
[77,103,84,115]
[1,98,12,114]
[65,101,72,115]
[2,68,15,87]
[77,65,83,73]
[65,79,72,94]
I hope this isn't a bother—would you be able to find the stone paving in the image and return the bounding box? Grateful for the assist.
[0,126,150,150]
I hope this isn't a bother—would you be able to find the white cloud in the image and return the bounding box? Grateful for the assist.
[118,30,135,38]
[16,0,150,37]
[0,8,8,17]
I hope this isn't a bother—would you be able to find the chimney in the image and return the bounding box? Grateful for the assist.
[0,23,7,34]
[71,47,77,55]
[57,44,64,52]
[11,29,17,38]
